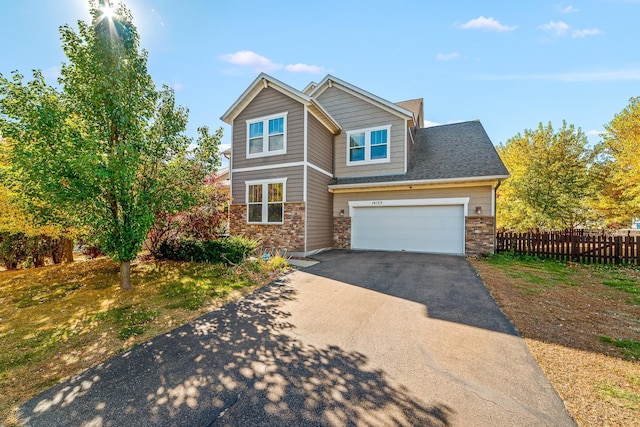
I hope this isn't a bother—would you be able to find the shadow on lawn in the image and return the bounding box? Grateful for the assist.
[19,278,453,426]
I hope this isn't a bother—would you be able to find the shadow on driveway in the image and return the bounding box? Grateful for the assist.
[306,250,519,336]
[19,277,453,426]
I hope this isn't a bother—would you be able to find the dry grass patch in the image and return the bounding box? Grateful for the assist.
[471,255,640,427]
[0,255,288,425]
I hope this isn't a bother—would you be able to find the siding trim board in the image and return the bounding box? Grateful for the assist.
[232,161,332,178]
[404,119,408,174]
[308,163,333,178]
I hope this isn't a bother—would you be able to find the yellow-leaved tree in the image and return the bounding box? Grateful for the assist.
[597,97,640,225]
[496,121,597,231]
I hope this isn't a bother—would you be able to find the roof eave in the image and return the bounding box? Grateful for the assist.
[328,175,511,192]
[308,101,341,135]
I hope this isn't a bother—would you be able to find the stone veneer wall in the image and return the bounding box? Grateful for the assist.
[465,216,496,257]
[229,202,305,253]
[333,217,351,249]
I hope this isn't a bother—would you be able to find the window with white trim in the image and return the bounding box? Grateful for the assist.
[246,113,287,158]
[346,125,391,165]
[246,179,286,224]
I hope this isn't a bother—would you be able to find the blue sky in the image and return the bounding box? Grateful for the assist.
[2,0,640,162]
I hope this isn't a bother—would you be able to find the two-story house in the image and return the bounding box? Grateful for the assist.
[221,73,509,257]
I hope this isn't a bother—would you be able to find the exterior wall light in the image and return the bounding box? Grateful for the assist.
[475,206,482,215]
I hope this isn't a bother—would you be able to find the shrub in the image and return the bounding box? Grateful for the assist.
[0,232,28,270]
[156,236,258,265]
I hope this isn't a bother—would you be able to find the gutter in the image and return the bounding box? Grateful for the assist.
[328,174,511,192]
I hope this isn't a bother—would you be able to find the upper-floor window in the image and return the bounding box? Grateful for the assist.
[346,125,392,165]
[246,178,286,224]
[246,112,287,158]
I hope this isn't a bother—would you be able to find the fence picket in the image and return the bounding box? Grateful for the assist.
[495,230,638,266]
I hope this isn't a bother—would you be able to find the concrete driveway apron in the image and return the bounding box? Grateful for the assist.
[19,250,575,426]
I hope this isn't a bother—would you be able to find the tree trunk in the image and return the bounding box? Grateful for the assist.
[64,238,74,263]
[120,260,132,290]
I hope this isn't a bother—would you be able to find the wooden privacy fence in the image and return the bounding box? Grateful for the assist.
[496,231,640,265]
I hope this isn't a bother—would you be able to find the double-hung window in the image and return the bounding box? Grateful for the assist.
[246,179,286,224]
[246,113,287,158]
[347,125,392,165]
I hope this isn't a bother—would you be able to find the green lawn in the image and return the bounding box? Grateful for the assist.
[0,256,287,426]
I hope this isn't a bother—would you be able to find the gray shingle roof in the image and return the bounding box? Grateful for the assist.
[332,120,509,186]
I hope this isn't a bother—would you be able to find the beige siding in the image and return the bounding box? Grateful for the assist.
[307,113,334,174]
[306,168,333,251]
[232,88,304,169]
[231,166,304,204]
[316,86,406,179]
[333,185,493,217]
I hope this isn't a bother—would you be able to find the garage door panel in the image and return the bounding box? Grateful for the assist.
[351,205,464,254]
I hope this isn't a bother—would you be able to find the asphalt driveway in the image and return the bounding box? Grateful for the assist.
[19,250,575,426]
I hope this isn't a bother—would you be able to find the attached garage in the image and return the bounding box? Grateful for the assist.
[349,198,469,255]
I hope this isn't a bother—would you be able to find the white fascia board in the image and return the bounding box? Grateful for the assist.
[220,73,311,124]
[328,175,511,192]
[307,101,341,134]
[302,81,317,95]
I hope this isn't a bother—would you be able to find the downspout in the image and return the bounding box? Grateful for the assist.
[303,106,308,255]
[492,179,503,253]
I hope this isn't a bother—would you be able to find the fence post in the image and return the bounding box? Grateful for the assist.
[614,236,622,264]
[571,235,579,262]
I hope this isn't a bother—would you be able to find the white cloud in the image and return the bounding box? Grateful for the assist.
[172,82,184,91]
[572,28,603,38]
[587,129,602,137]
[538,21,602,39]
[538,21,570,35]
[219,50,283,73]
[284,63,325,74]
[558,4,578,13]
[458,16,517,32]
[219,51,327,74]
[436,52,460,61]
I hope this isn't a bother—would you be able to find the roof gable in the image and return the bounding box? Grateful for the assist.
[220,73,340,134]
[395,98,423,127]
[310,75,415,126]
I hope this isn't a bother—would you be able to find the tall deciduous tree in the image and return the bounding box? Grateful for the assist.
[598,96,640,223]
[0,1,220,288]
[497,121,596,231]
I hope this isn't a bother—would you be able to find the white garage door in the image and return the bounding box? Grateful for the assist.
[351,204,465,254]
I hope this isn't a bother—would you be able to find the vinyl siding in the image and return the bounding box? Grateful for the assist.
[307,113,334,174]
[231,166,304,205]
[306,167,333,250]
[333,185,493,217]
[316,86,406,179]
[232,87,304,169]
